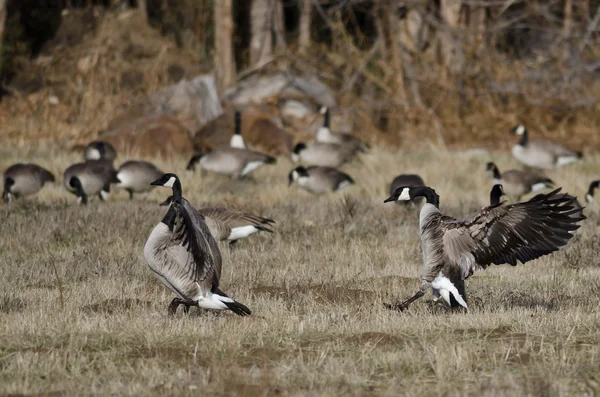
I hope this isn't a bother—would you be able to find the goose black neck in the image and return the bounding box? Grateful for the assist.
[323,108,330,128]
[588,181,600,197]
[161,205,177,231]
[171,179,182,199]
[491,164,501,179]
[235,112,241,135]
[413,186,440,208]
[490,187,503,206]
[518,129,528,146]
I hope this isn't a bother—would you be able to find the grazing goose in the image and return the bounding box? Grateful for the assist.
[3,163,55,203]
[389,174,425,206]
[486,162,553,200]
[288,166,354,195]
[230,111,246,149]
[84,141,117,162]
[510,125,582,169]
[292,142,356,168]
[586,180,599,203]
[116,160,163,199]
[316,106,366,152]
[383,185,584,310]
[63,160,119,205]
[144,173,251,316]
[186,148,276,178]
[160,197,275,245]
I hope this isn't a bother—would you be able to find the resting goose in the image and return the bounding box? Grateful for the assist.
[288,166,354,195]
[510,125,582,169]
[383,185,584,310]
[84,141,117,162]
[230,111,246,149]
[160,197,275,244]
[187,148,276,178]
[586,180,599,203]
[3,163,55,203]
[316,106,366,152]
[486,162,553,200]
[144,173,251,316]
[116,160,164,199]
[63,160,119,205]
[389,174,425,206]
[292,142,356,168]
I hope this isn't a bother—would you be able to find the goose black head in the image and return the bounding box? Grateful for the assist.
[490,184,505,206]
[69,177,88,205]
[186,153,204,171]
[3,177,14,203]
[288,166,309,186]
[293,143,307,154]
[385,186,439,207]
[151,173,182,198]
[510,124,527,136]
[486,162,501,179]
[85,141,117,161]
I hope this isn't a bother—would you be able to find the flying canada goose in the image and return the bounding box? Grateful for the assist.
[510,125,582,169]
[586,180,599,203]
[186,148,276,178]
[389,174,425,205]
[160,197,275,245]
[63,160,119,205]
[144,173,251,316]
[316,106,366,152]
[116,160,164,199]
[292,142,356,168]
[230,111,245,149]
[288,166,354,195]
[3,163,55,203]
[383,185,584,310]
[84,141,117,162]
[486,162,553,200]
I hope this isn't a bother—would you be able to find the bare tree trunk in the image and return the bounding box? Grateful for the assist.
[138,0,148,23]
[299,0,312,51]
[0,0,5,75]
[214,0,236,93]
[439,0,464,73]
[563,0,573,38]
[274,0,286,50]
[385,5,407,105]
[250,0,273,66]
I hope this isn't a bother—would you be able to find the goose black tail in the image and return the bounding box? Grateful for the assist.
[449,280,467,309]
[214,288,252,316]
[577,151,584,159]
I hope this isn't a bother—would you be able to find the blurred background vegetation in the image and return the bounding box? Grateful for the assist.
[0,0,599,147]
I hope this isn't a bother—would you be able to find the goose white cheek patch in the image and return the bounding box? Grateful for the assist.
[397,188,411,201]
[515,125,525,135]
[163,177,176,188]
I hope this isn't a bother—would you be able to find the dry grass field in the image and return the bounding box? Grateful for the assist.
[1,142,600,396]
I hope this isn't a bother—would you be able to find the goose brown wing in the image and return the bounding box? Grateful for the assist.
[173,198,223,287]
[442,189,584,279]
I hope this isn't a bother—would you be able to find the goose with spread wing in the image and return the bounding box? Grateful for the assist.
[383,185,585,310]
[144,173,251,316]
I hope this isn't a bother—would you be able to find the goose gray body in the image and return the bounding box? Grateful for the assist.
[292,142,356,168]
[288,166,354,195]
[144,174,251,315]
[3,163,55,202]
[84,141,117,161]
[63,160,118,204]
[117,160,163,199]
[385,186,584,310]
[486,162,552,200]
[510,125,582,170]
[187,148,276,177]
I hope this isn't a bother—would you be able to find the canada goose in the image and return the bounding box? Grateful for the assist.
[63,160,119,205]
[288,166,354,195]
[486,162,553,200]
[116,160,164,199]
[160,198,275,245]
[489,184,505,206]
[586,180,599,203]
[510,124,582,169]
[186,148,276,178]
[389,174,425,205]
[316,106,366,152]
[3,163,55,203]
[230,111,245,149]
[144,173,251,316]
[292,142,356,168]
[84,141,117,162]
[383,185,584,310]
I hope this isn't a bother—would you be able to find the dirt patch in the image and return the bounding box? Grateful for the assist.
[345,332,407,348]
[251,284,378,305]
[126,346,192,362]
[82,298,153,314]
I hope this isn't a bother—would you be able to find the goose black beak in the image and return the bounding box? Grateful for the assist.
[150,179,162,186]
[384,196,396,203]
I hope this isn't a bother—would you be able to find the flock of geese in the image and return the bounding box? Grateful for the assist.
[1,110,595,315]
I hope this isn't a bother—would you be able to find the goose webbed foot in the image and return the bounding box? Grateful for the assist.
[168,297,191,315]
[385,290,425,312]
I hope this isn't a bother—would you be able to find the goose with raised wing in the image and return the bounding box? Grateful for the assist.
[383,185,584,310]
[187,147,276,178]
[486,162,553,200]
[288,166,354,195]
[63,160,119,205]
[510,125,582,169]
[116,160,163,199]
[3,163,55,203]
[144,173,251,316]
[160,197,275,245]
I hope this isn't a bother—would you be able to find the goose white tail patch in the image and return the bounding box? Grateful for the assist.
[163,176,176,188]
[431,273,468,309]
[241,161,264,176]
[230,134,246,149]
[228,225,259,240]
[397,187,411,201]
[556,156,578,167]
[116,171,132,188]
[100,190,110,201]
[531,182,548,192]
[197,292,230,310]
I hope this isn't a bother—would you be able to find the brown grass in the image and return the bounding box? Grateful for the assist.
[1,143,600,396]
